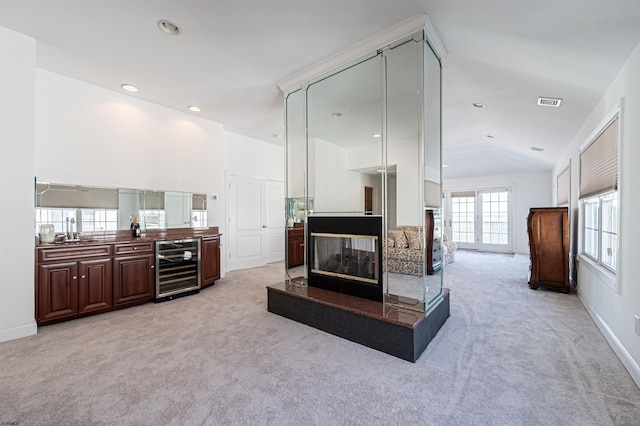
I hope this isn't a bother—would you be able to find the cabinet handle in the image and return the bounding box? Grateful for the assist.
[72,276,77,280]
[133,247,138,250]
[150,265,155,269]
[300,244,304,247]
[81,275,86,279]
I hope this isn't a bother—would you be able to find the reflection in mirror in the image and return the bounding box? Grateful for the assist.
[283,30,442,312]
[307,54,383,215]
[385,37,426,303]
[35,182,207,233]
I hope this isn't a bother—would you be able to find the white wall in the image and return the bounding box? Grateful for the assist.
[444,171,552,254]
[0,62,287,342]
[35,69,227,261]
[552,40,640,386]
[223,131,284,182]
[0,28,38,341]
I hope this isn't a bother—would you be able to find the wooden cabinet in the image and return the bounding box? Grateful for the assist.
[78,258,113,314]
[37,245,113,325]
[113,242,155,306]
[287,227,305,267]
[201,235,221,288]
[35,230,221,326]
[425,209,442,275]
[527,207,570,293]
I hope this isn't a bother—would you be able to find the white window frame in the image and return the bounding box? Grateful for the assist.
[578,102,622,292]
[580,192,617,272]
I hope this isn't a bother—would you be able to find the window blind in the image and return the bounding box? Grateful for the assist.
[556,164,570,205]
[580,116,618,199]
[451,191,475,198]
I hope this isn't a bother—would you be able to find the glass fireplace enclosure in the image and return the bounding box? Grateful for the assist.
[285,30,443,312]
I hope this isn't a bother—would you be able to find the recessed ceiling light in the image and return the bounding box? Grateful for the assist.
[473,103,485,108]
[531,146,545,152]
[157,19,180,35]
[121,84,139,92]
[188,106,201,112]
[330,112,342,118]
[538,97,562,107]
[372,133,381,138]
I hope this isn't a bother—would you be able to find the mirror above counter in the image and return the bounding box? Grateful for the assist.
[35,181,208,234]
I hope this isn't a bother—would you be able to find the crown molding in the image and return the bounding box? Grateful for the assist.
[277,14,447,94]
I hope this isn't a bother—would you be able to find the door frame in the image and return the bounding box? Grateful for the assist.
[225,171,284,272]
[444,186,514,253]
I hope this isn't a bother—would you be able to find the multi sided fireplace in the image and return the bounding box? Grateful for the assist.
[307,216,383,302]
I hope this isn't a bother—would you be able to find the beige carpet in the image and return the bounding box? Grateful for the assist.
[1,251,640,425]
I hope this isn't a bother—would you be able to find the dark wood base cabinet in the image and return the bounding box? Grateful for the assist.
[201,235,221,288]
[527,207,570,293]
[287,227,305,267]
[36,232,221,326]
[37,245,113,324]
[112,242,155,305]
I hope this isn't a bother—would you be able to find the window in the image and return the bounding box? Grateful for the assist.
[36,208,76,233]
[481,190,508,245]
[451,193,474,243]
[192,210,208,228]
[36,208,118,233]
[579,107,619,278]
[140,210,166,229]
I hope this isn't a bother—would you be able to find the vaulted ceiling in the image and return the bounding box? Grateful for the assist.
[2,1,640,179]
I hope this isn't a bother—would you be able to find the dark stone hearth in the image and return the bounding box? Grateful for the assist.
[267,281,450,362]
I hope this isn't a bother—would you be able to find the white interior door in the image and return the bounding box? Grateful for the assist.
[266,181,285,263]
[227,175,267,271]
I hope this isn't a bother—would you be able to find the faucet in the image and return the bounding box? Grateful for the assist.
[65,217,78,241]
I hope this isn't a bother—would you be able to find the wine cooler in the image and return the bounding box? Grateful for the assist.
[155,239,201,302]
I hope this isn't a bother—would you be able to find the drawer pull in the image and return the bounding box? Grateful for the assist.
[72,276,78,280]
[150,265,155,269]
[133,247,138,250]
[81,275,86,279]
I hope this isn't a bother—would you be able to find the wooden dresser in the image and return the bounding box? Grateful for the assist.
[527,207,570,293]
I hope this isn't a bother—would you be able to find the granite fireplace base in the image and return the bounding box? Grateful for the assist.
[267,281,450,362]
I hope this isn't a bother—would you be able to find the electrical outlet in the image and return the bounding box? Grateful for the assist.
[635,315,640,336]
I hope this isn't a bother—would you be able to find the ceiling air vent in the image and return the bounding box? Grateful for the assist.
[538,97,562,107]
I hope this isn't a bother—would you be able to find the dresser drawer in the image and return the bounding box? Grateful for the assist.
[38,244,112,262]
[114,242,154,256]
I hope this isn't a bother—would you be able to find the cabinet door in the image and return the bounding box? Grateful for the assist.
[201,237,220,287]
[38,262,79,323]
[288,235,304,267]
[78,258,113,314]
[113,254,155,305]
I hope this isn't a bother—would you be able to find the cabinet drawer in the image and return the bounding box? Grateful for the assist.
[39,245,112,263]
[114,242,154,256]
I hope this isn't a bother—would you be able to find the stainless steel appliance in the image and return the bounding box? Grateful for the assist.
[155,239,200,302]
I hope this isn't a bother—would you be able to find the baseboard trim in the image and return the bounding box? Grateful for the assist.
[579,294,640,388]
[0,320,37,343]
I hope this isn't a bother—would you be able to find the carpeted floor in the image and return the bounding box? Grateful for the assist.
[1,251,639,425]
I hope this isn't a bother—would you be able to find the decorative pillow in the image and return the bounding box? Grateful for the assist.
[388,230,408,248]
[405,229,423,250]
